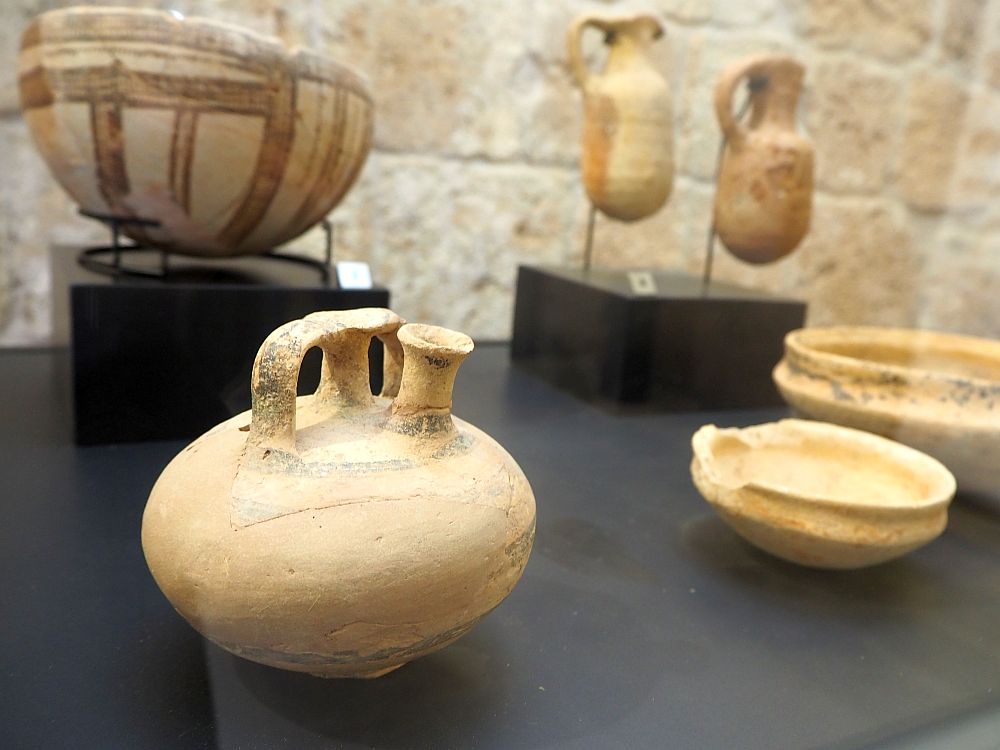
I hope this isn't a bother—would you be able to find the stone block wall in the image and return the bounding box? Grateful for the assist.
[1,0,998,343]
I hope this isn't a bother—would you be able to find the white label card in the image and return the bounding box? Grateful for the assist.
[335,261,373,290]
[627,270,658,296]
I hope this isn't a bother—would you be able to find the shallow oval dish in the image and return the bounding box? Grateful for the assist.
[19,6,373,257]
[691,419,955,569]
[773,327,1000,501]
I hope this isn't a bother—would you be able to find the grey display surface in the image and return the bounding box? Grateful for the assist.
[2,346,999,749]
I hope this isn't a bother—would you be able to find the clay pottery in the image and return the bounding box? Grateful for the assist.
[19,6,373,257]
[713,54,813,263]
[141,308,536,678]
[567,10,673,222]
[692,420,955,569]
[774,326,1000,502]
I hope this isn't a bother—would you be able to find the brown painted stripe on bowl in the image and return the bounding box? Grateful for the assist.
[168,110,198,213]
[24,44,272,81]
[20,64,275,116]
[301,96,373,237]
[335,101,375,199]
[19,19,41,51]
[17,66,52,109]
[217,67,297,249]
[319,106,371,224]
[278,85,350,241]
[90,100,129,213]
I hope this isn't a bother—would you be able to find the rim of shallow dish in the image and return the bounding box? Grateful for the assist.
[22,5,371,95]
[784,326,1000,391]
[692,419,956,511]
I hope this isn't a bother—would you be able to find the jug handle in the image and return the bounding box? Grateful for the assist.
[714,56,767,145]
[247,309,404,453]
[568,13,665,89]
[567,14,607,88]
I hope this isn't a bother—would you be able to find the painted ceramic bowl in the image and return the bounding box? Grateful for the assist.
[774,327,1000,500]
[691,419,955,569]
[19,6,373,257]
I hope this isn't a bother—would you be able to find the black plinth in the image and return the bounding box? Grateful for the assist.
[511,265,806,410]
[53,248,389,444]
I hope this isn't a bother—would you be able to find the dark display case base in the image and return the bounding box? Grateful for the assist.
[52,247,389,444]
[511,265,806,411]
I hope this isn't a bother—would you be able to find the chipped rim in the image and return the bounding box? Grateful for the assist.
[692,418,956,512]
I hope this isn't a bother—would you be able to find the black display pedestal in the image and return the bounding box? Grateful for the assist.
[511,265,806,411]
[52,247,389,444]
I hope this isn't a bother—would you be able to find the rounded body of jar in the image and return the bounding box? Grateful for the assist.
[142,310,536,678]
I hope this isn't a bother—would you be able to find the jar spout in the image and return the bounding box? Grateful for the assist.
[389,324,474,434]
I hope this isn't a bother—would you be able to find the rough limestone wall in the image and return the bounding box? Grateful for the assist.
[1,0,998,344]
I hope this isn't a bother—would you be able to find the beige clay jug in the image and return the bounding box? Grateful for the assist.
[568,11,673,222]
[713,54,814,263]
[141,309,536,678]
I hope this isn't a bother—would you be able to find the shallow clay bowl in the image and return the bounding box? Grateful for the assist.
[691,419,955,569]
[19,6,373,257]
[773,327,1000,501]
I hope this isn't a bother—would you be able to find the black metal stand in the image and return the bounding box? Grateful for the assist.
[582,203,597,272]
[75,210,336,286]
